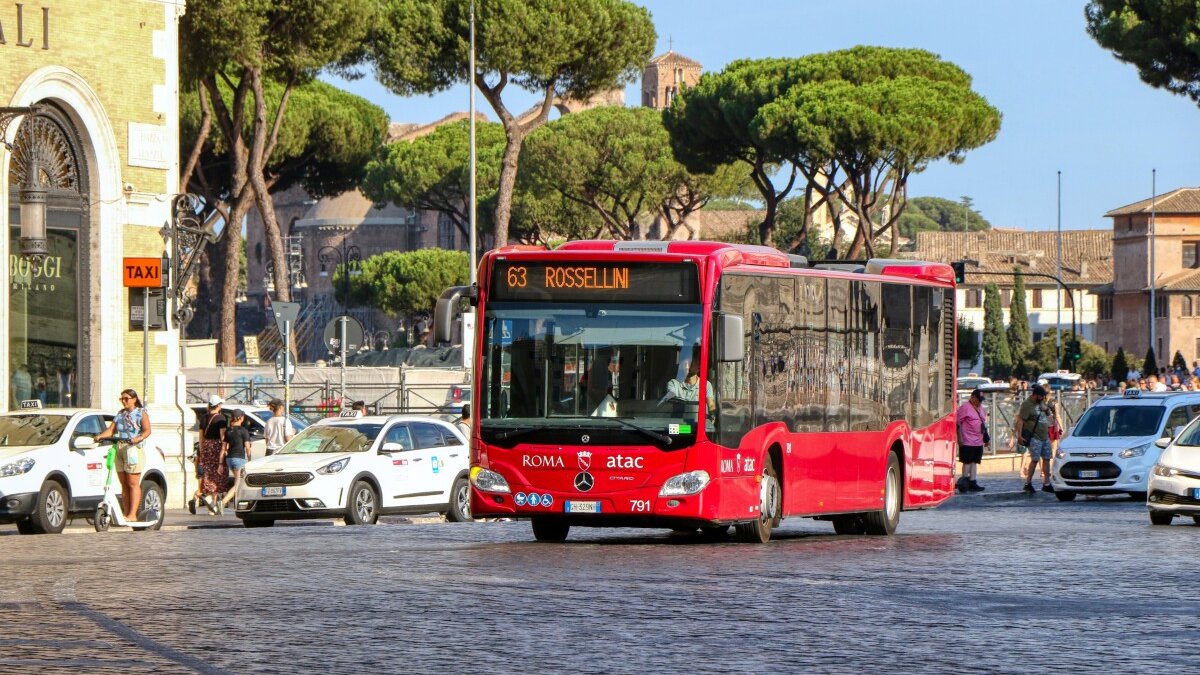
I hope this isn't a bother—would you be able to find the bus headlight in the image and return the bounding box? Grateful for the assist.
[1119,444,1150,459]
[471,466,510,493]
[659,470,710,497]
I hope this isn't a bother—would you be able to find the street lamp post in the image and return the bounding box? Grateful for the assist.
[319,239,361,407]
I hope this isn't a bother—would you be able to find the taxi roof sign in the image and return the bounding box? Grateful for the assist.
[19,399,43,409]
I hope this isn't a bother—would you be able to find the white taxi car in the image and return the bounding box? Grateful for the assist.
[1147,416,1200,525]
[0,403,169,534]
[234,415,471,527]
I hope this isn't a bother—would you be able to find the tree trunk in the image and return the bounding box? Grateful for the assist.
[492,127,524,248]
[248,70,291,302]
[217,198,250,364]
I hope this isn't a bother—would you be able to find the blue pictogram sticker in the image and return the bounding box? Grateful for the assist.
[540,493,553,507]
[514,492,527,506]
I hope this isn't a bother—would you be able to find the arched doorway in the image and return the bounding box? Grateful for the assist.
[7,102,88,408]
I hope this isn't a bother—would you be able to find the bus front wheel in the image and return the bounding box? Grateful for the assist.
[735,454,780,544]
[531,517,570,542]
[863,452,901,536]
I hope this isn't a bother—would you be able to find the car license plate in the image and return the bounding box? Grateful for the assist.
[1191,488,1200,500]
[261,486,286,497]
[1078,470,1100,479]
[564,500,601,514]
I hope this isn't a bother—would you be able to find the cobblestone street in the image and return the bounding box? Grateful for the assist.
[3,491,1194,674]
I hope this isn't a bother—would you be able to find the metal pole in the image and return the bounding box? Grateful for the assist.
[468,0,478,285]
[1150,169,1157,366]
[143,287,150,400]
[339,314,347,409]
[283,320,291,420]
[1056,171,1062,364]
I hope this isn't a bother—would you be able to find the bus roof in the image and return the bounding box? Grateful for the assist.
[490,240,953,285]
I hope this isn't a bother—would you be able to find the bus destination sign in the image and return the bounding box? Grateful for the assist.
[492,261,699,303]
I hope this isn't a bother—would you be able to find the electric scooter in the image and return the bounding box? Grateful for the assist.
[93,442,160,531]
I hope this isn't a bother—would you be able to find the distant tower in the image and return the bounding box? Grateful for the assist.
[642,49,702,110]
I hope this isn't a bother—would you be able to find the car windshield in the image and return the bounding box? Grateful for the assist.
[0,414,71,446]
[479,302,705,433]
[1072,405,1164,438]
[278,423,382,454]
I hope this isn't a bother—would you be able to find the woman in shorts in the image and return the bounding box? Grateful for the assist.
[96,388,152,521]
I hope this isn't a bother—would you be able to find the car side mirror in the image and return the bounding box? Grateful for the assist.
[1155,437,1172,449]
[716,313,744,363]
[380,442,405,454]
[72,436,98,450]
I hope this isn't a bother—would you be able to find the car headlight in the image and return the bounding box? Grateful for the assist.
[1055,449,1066,459]
[316,457,351,475]
[0,457,34,477]
[659,470,711,497]
[1153,464,1180,478]
[470,466,510,493]
[1119,444,1151,459]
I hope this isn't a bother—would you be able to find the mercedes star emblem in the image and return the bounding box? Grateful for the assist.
[581,434,590,444]
[574,471,595,492]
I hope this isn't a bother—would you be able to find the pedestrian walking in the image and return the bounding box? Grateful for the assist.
[1011,384,1053,493]
[190,395,228,515]
[220,410,250,514]
[95,388,152,521]
[955,389,988,492]
[455,403,472,440]
[264,399,293,456]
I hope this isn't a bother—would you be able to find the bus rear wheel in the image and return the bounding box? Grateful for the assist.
[735,455,780,544]
[531,517,570,542]
[863,452,901,536]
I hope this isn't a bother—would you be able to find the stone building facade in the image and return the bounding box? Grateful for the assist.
[1093,188,1200,365]
[1,0,182,410]
[641,50,702,109]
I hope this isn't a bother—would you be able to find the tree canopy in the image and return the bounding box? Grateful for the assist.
[369,0,656,246]
[343,249,469,317]
[362,119,506,242]
[1086,1,1200,107]
[898,196,990,238]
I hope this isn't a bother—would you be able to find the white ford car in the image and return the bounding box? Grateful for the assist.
[0,404,168,534]
[1051,391,1200,500]
[234,415,471,527]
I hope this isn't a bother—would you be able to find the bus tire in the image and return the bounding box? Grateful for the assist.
[832,515,865,535]
[863,452,901,536]
[531,517,569,542]
[735,454,780,543]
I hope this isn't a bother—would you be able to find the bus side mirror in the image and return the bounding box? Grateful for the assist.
[716,314,744,362]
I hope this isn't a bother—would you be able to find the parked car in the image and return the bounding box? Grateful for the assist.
[190,403,308,457]
[0,403,168,534]
[1146,415,1200,525]
[1038,370,1082,391]
[1050,390,1200,501]
[441,385,471,416]
[233,415,471,527]
[956,374,1009,393]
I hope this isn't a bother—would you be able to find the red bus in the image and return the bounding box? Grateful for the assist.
[467,240,957,542]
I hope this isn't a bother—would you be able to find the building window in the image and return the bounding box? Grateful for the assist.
[1099,296,1113,320]
[1063,290,1074,308]
[1156,295,1168,318]
[1185,296,1194,317]
[437,212,456,250]
[1184,242,1200,269]
[1159,337,1163,355]
[1104,341,1109,353]
[964,288,982,308]
[1031,288,1043,309]
[1001,288,1011,308]
[1196,337,1200,361]
[1033,331,1043,343]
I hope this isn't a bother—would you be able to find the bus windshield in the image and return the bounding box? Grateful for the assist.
[479,303,706,434]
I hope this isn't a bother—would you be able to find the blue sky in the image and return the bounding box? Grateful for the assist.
[326,0,1200,232]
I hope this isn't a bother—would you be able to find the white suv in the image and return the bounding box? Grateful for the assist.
[0,406,169,533]
[1051,391,1200,500]
[234,415,471,527]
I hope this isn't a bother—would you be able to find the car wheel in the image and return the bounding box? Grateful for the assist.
[832,515,866,535]
[446,476,472,522]
[242,518,275,528]
[344,480,378,525]
[735,454,781,543]
[134,482,165,531]
[1055,491,1077,502]
[29,481,68,534]
[531,517,570,542]
[1193,516,1200,526]
[863,452,902,536]
[1150,510,1174,526]
[1128,491,1148,501]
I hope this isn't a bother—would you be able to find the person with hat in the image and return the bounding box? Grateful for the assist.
[955,389,988,492]
[1011,384,1053,493]
[190,395,228,514]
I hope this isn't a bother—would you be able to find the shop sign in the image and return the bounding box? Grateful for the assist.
[0,5,50,50]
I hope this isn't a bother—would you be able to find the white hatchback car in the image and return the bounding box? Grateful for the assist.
[234,415,471,527]
[0,405,169,534]
[1147,417,1200,525]
[1051,391,1200,500]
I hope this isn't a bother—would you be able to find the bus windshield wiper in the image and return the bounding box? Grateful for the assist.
[612,417,671,445]
[492,425,541,441]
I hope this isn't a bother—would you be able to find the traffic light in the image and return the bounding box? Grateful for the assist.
[1067,338,1082,363]
[951,261,966,284]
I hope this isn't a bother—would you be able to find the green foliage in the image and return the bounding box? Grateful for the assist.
[508,189,606,244]
[369,0,656,245]
[982,283,1012,379]
[342,249,469,317]
[1077,340,1111,379]
[1111,346,1130,383]
[181,78,389,198]
[363,119,506,239]
[1143,347,1158,378]
[956,318,981,368]
[1025,329,1110,378]
[1086,1,1200,108]
[1006,271,1033,375]
[773,197,829,257]
[1174,350,1188,373]
[898,196,991,239]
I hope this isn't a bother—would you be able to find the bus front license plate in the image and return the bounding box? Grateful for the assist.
[565,501,601,514]
[1078,470,1100,479]
[261,487,286,497]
